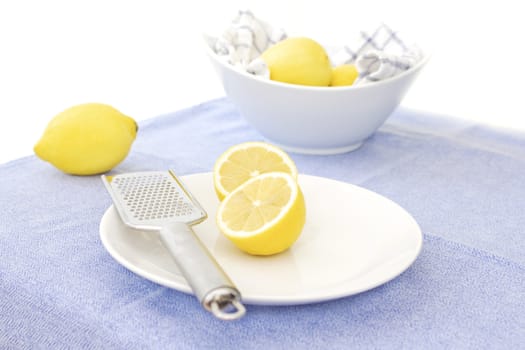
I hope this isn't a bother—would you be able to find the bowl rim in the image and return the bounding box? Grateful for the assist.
[203,34,430,92]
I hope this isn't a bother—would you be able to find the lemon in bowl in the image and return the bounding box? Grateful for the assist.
[261,37,332,87]
[330,64,359,86]
[204,36,429,155]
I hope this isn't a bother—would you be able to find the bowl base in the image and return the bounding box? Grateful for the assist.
[268,140,364,155]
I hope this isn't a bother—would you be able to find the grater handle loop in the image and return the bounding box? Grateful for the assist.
[205,287,246,320]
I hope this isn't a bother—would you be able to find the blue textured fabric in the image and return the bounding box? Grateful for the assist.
[1,98,524,349]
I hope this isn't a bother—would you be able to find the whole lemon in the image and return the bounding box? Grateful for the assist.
[330,64,359,86]
[34,103,137,175]
[261,37,332,86]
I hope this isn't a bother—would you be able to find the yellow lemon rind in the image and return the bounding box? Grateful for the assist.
[33,103,137,176]
[261,37,332,87]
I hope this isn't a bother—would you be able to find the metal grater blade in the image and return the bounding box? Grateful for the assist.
[102,170,206,230]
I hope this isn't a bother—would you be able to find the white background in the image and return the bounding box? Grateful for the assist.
[1,1,524,164]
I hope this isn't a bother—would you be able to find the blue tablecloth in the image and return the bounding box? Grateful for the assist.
[1,98,524,349]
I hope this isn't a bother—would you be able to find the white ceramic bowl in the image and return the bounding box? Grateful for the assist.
[205,41,429,155]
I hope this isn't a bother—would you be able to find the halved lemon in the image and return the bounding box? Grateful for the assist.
[216,172,306,256]
[213,142,298,201]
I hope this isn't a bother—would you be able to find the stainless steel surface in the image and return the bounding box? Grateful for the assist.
[102,170,206,230]
[101,170,245,320]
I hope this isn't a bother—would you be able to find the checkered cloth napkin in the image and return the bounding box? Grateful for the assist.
[212,9,286,70]
[331,24,424,84]
[210,10,423,84]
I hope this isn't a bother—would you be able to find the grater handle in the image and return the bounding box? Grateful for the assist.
[159,222,246,320]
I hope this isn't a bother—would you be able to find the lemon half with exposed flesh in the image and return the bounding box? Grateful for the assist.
[213,141,298,201]
[217,172,306,256]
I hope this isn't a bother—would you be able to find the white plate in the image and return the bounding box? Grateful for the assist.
[99,173,423,305]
